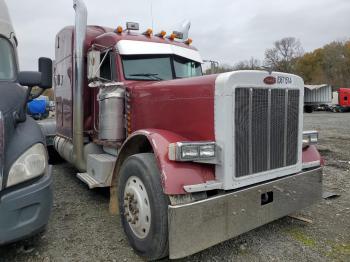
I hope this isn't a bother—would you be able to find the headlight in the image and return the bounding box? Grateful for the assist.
[169,142,217,162]
[303,131,318,149]
[7,143,48,188]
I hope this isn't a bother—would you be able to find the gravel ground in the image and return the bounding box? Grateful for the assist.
[0,112,349,262]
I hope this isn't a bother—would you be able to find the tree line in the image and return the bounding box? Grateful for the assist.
[205,37,350,89]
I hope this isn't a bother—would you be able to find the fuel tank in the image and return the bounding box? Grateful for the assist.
[98,85,125,141]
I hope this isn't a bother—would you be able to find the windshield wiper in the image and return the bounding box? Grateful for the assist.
[129,73,163,80]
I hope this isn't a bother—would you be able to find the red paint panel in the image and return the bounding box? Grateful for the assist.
[338,88,350,107]
[302,145,321,164]
[54,26,113,139]
[128,75,217,141]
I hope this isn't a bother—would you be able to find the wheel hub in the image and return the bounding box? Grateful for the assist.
[123,176,151,239]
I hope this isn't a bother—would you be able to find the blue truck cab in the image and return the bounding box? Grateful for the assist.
[0,0,53,244]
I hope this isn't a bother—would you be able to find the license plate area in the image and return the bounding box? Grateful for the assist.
[261,191,273,205]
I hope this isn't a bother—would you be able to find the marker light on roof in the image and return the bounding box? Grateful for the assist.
[143,28,153,37]
[169,33,176,41]
[185,38,193,45]
[156,31,167,38]
[116,26,123,34]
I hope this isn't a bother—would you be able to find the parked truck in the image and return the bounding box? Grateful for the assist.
[304,84,332,113]
[0,0,53,244]
[330,88,350,112]
[53,0,323,259]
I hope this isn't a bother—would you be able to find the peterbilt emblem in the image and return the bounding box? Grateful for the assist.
[264,76,276,85]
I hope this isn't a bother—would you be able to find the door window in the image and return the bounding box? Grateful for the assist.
[0,38,16,81]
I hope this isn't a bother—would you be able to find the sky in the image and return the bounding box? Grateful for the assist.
[6,0,350,70]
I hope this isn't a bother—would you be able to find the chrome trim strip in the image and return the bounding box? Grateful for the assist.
[117,40,203,63]
[267,89,271,170]
[184,181,223,193]
[72,0,88,172]
[283,89,288,166]
[248,88,253,174]
[302,160,321,169]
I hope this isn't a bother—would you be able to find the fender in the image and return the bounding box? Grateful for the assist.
[302,145,323,166]
[112,128,215,195]
[109,128,215,214]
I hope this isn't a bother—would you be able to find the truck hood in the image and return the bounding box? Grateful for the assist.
[0,82,26,151]
[0,0,16,44]
[126,74,218,141]
[0,82,26,114]
[0,82,46,190]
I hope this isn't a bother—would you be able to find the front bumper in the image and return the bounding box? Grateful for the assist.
[168,167,323,259]
[0,167,53,245]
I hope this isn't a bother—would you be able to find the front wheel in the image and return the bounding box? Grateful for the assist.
[118,153,169,260]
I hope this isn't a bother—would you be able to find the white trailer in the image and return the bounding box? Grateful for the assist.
[304,84,332,112]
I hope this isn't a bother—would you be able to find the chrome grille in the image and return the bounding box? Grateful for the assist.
[235,88,300,178]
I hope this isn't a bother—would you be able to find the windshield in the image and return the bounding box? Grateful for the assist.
[173,56,202,79]
[0,38,16,81]
[122,55,202,81]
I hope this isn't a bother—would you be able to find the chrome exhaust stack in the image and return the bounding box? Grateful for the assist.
[72,0,87,171]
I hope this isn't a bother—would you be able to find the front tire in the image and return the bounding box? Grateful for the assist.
[118,153,169,260]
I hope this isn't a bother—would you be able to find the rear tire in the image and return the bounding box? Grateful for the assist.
[118,153,169,260]
[304,105,313,113]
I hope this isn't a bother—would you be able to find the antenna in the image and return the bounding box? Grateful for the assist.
[149,0,154,28]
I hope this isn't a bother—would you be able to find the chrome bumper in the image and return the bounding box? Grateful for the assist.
[168,167,323,259]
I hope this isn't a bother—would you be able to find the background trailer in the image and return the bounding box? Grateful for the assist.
[304,84,332,113]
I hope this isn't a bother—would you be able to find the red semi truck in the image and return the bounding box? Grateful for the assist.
[331,88,350,112]
[53,0,323,259]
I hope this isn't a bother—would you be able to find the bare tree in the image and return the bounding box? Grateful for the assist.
[264,37,303,73]
[233,57,261,70]
[204,63,233,75]
[247,57,261,70]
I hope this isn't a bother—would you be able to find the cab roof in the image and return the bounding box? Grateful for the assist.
[57,25,203,63]
[93,29,202,63]
[0,0,15,40]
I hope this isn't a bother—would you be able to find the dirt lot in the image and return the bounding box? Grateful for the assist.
[0,112,349,262]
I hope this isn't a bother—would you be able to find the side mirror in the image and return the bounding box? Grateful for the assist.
[18,71,42,87]
[38,57,53,89]
[18,57,53,89]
